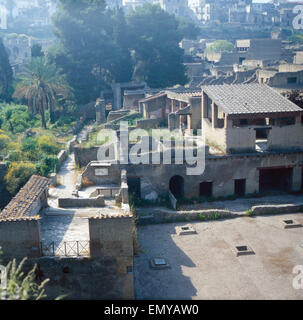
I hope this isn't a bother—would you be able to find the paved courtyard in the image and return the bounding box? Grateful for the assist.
[41,151,121,251]
[134,213,303,300]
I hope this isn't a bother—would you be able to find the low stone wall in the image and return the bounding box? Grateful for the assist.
[57,150,68,168]
[66,136,78,153]
[136,118,162,129]
[0,218,41,261]
[137,202,303,225]
[90,187,120,198]
[58,196,105,208]
[251,203,303,215]
[107,110,130,122]
[137,208,233,225]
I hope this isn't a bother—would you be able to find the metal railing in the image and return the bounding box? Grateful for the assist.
[41,240,90,257]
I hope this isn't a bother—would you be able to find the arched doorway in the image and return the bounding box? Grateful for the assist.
[169,175,184,199]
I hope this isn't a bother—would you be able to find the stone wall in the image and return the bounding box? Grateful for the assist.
[58,196,105,208]
[74,146,99,168]
[124,151,303,199]
[57,150,68,168]
[136,118,162,129]
[268,121,303,151]
[81,162,121,186]
[21,257,135,300]
[0,218,41,261]
[89,215,134,299]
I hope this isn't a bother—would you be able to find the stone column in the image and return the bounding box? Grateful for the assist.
[211,102,218,129]
[292,165,302,192]
[95,98,106,124]
[202,91,208,119]
[168,113,176,130]
[224,114,232,128]
[296,115,301,125]
[187,114,192,132]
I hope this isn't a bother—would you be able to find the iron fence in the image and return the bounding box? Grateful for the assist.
[41,240,90,257]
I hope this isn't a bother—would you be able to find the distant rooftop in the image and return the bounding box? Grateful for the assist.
[202,84,303,116]
[0,175,50,220]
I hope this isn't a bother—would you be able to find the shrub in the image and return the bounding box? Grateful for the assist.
[246,209,253,217]
[36,155,58,177]
[4,162,36,195]
[0,104,40,133]
[37,136,60,155]
[21,138,39,160]
[0,133,11,150]
[198,213,206,221]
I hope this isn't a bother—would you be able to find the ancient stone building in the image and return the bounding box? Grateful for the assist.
[75,83,303,202]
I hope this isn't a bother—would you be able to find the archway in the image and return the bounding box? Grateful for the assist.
[169,175,184,199]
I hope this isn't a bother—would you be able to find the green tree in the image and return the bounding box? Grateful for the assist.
[13,57,69,128]
[4,162,37,195]
[127,4,188,88]
[205,40,234,54]
[177,16,200,40]
[0,38,13,102]
[51,0,126,104]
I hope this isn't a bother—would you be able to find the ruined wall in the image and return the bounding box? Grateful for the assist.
[247,39,281,61]
[136,118,163,129]
[58,196,105,208]
[0,218,41,260]
[143,96,167,117]
[202,118,227,151]
[21,257,135,300]
[89,215,134,299]
[268,122,303,151]
[190,97,202,130]
[226,126,256,153]
[81,162,121,186]
[267,70,303,87]
[74,146,99,168]
[124,151,303,199]
[278,64,303,73]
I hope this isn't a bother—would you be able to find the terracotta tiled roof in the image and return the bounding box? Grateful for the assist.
[0,175,50,220]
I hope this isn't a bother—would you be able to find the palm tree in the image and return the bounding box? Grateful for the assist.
[14,57,69,129]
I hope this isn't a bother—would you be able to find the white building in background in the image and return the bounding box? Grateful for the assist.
[0,4,7,29]
[107,0,123,8]
[188,0,205,20]
[160,0,189,16]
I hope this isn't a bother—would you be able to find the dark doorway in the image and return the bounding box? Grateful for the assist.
[259,168,293,193]
[234,179,246,197]
[127,177,141,199]
[255,128,269,139]
[199,182,213,198]
[169,175,184,199]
